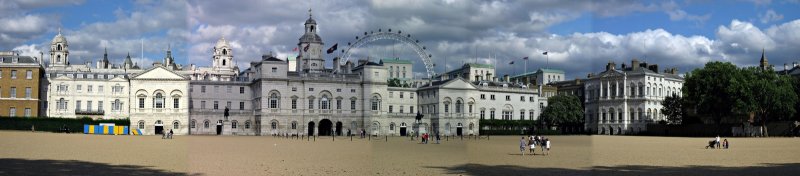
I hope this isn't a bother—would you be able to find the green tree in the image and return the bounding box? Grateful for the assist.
[540,94,583,128]
[736,67,797,136]
[661,93,683,125]
[387,78,401,87]
[683,62,744,124]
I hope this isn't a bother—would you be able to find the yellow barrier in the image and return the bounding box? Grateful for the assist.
[88,125,95,134]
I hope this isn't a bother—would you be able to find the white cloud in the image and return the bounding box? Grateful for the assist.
[759,9,784,23]
[12,44,43,58]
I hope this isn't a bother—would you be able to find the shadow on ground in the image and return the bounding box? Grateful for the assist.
[427,163,800,176]
[0,158,195,176]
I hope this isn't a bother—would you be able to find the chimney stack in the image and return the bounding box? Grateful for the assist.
[631,59,640,70]
[504,74,510,82]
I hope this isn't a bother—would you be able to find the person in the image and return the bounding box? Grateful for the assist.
[723,139,729,149]
[31,125,35,132]
[169,129,174,139]
[423,133,428,144]
[162,131,166,139]
[529,136,536,155]
[715,135,721,149]
[545,138,551,155]
[540,136,546,153]
[347,129,351,137]
[520,137,527,156]
[435,133,441,144]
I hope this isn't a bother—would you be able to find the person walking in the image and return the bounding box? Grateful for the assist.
[529,136,536,156]
[169,129,174,139]
[715,135,721,149]
[540,136,546,153]
[435,133,441,144]
[520,137,527,156]
[545,138,551,155]
[723,139,729,149]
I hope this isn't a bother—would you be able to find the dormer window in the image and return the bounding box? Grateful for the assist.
[222,49,227,55]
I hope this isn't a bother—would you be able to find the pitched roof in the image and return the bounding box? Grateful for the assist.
[466,63,493,69]
[381,58,412,64]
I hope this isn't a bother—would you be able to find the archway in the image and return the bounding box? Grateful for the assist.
[319,119,333,136]
[308,121,315,136]
[399,123,407,136]
[335,121,343,136]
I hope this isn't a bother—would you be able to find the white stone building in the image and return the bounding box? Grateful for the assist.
[583,60,683,135]
[129,66,190,135]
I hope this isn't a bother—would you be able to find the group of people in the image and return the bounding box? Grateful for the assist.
[519,135,550,156]
[419,133,441,144]
[162,129,174,139]
[706,135,729,149]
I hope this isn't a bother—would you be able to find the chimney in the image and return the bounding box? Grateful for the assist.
[504,74,510,82]
[606,61,616,71]
[631,59,640,70]
[333,57,340,73]
[648,64,659,73]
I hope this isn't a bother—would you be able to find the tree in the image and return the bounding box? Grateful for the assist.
[736,67,797,136]
[387,78,401,87]
[540,94,583,128]
[661,93,683,125]
[683,62,745,124]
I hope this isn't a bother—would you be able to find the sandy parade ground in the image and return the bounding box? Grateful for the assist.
[1,131,799,175]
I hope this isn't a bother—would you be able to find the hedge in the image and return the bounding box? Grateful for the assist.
[0,117,129,133]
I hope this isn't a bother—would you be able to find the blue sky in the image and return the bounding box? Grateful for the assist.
[2,0,799,79]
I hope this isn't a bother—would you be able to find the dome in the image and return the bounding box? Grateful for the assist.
[305,17,317,25]
[299,33,323,43]
[51,29,67,45]
[215,36,230,48]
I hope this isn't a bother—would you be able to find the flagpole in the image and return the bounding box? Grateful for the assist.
[525,57,528,74]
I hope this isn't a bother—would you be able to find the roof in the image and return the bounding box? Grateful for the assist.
[466,63,493,69]
[299,33,323,43]
[215,37,230,48]
[511,68,565,78]
[263,56,284,62]
[380,58,412,64]
[0,55,38,64]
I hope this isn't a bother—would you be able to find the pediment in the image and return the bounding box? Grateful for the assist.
[131,66,187,80]
[599,70,624,77]
[441,78,477,90]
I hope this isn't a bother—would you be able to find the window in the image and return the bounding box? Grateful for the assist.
[336,99,342,109]
[76,101,81,111]
[272,67,277,73]
[505,95,510,101]
[291,99,297,109]
[502,111,512,120]
[389,105,393,113]
[154,93,164,109]
[10,87,16,98]
[113,99,121,111]
[455,100,463,113]
[173,121,179,129]
[76,85,81,92]
[444,103,449,113]
[245,121,251,129]
[410,106,414,113]
[11,70,17,79]
[390,123,395,130]
[480,94,485,99]
[25,87,31,98]
[371,96,380,111]
[410,93,414,99]
[201,86,206,93]
[270,93,279,108]
[98,101,103,111]
[320,96,329,109]
[271,121,277,130]
[490,95,495,100]
[351,89,356,93]
[336,88,341,92]
[240,87,245,94]
[232,120,238,129]
[204,120,210,128]
[239,102,245,110]
[87,85,93,93]
[138,121,145,129]
[490,110,495,120]
[351,100,356,110]
[214,101,219,109]
[480,110,485,119]
[399,106,404,113]
[400,92,404,98]
[9,107,16,117]
[309,88,314,91]
[200,101,206,109]
[26,70,32,79]
[292,87,297,91]
[138,98,145,108]
[98,86,103,93]
[389,92,393,98]
[308,98,314,109]
[520,96,525,101]
[87,101,92,111]
[191,120,196,128]
[173,98,179,108]
[24,108,31,117]
[530,97,535,102]
[520,110,526,120]
[291,121,297,129]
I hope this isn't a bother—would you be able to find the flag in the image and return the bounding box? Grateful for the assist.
[303,44,310,52]
[542,51,548,55]
[326,43,338,54]
[292,47,298,52]
[509,61,514,65]
[522,56,529,60]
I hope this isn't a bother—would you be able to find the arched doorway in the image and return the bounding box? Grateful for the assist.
[456,123,463,136]
[335,121,343,136]
[319,119,333,136]
[155,120,164,135]
[216,120,223,135]
[308,121,315,135]
[399,123,407,136]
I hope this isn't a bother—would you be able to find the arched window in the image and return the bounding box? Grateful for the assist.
[155,120,162,125]
[232,120,238,129]
[222,59,226,66]
[291,121,297,129]
[271,121,277,130]
[320,96,329,110]
[270,93,279,109]
[154,93,164,109]
[455,100,463,113]
[173,121,179,129]
[57,44,62,51]
[245,120,251,129]
[138,120,145,129]
[390,123,395,130]
[204,120,210,128]
[222,49,227,55]
[371,96,380,111]
[469,123,474,130]
[190,120,196,128]
[113,99,121,111]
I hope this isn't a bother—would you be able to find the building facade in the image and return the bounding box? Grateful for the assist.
[0,52,45,117]
[583,60,683,135]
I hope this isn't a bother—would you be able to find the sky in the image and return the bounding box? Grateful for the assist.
[2,0,799,79]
